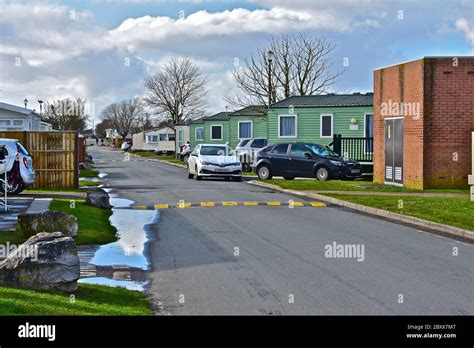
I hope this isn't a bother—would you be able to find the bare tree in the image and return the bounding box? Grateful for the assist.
[42,98,89,131]
[101,98,143,139]
[226,34,343,108]
[95,118,113,138]
[143,58,207,131]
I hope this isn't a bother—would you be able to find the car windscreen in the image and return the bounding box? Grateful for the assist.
[200,146,232,156]
[17,143,29,156]
[251,139,266,148]
[307,144,339,157]
[237,139,250,147]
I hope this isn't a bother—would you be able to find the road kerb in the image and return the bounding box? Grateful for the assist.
[248,180,474,241]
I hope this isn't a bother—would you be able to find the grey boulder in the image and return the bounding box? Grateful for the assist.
[18,211,78,238]
[0,232,80,292]
[85,188,111,209]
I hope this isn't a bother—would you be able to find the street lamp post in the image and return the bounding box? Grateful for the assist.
[23,98,28,109]
[37,100,43,116]
[267,50,274,108]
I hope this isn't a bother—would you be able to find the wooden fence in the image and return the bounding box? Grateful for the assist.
[0,131,79,189]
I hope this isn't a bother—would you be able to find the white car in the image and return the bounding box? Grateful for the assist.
[235,138,268,170]
[187,144,242,181]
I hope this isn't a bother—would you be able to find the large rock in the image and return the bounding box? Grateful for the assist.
[0,232,80,292]
[18,211,78,239]
[85,188,111,209]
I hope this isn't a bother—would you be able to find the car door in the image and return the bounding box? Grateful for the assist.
[288,144,314,177]
[268,143,290,175]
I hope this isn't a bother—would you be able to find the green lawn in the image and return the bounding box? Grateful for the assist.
[79,168,100,178]
[262,179,469,194]
[323,194,474,231]
[132,151,185,166]
[1,199,117,246]
[79,179,100,187]
[0,284,151,315]
[49,199,117,245]
[131,151,156,158]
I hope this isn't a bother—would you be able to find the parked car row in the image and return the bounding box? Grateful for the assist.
[185,138,362,182]
[0,138,36,194]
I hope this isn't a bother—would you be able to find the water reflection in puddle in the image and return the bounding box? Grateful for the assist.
[78,195,158,291]
[79,277,147,292]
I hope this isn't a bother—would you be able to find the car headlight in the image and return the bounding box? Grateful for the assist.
[201,161,211,166]
[330,160,343,166]
[231,162,241,166]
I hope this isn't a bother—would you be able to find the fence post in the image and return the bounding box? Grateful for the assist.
[333,134,342,155]
[74,132,79,189]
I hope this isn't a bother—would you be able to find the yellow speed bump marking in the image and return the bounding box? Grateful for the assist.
[132,205,148,210]
[291,201,305,207]
[310,202,326,207]
[177,202,192,208]
[222,201,238,206]
[243,201,259,206]
[266,201,281,206]
[154,204,169,209]
[200,202,216,207]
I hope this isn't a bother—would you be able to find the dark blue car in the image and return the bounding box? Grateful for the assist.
[253,142,362,181]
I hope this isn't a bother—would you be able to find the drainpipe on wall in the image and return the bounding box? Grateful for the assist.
[469,132,474,202]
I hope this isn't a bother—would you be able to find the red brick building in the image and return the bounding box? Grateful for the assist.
[373,57,474,189]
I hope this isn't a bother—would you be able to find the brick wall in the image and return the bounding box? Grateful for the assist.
[374,57,474,189]
[423,58,474,188]
[373,59,425,189]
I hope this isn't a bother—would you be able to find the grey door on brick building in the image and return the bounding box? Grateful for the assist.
[384,118,404,185]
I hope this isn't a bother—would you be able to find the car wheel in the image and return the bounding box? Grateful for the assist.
[187,170,194,179]
[257,165,272,180]
[195,166,202,181]
[231,176,242,182]
[316,167,329,181]
[283,176,295,180]
[5,181,25,195]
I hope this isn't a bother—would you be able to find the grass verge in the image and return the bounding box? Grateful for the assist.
[79,168,100,178]
[132,151,185,166]
[323,193,474,231]
[79,179,101,187]
[0,283,151,315]
[262,179,469,194]
[0,199,117,246]
[49,199,117,245]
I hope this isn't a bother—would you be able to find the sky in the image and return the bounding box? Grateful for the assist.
[0,0,473,125]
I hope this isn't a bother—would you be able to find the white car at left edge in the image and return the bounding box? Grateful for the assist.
[187,144,242,181]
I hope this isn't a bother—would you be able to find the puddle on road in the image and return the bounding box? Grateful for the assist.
[79,277,147,292]
[78,193,159,291]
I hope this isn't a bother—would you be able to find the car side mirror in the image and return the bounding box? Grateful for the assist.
[304,152,312,158]
[191,153,197,157]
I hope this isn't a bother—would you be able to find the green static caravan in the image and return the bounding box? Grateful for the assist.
[189,106,268,150]
[267,93,374,173]
[228,106,267,148]
[189,112,230,149]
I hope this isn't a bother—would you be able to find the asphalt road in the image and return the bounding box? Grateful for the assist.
[90,147,474,315]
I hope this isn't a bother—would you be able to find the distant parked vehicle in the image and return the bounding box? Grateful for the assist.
[187,144,242,181]
[235,138,267,171]
[253,142,362,181]
[0,138,36,194]
[121,141,132,152]
[179,142,192,163]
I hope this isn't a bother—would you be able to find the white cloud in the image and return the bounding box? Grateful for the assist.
[456,18,474,46]
[109,7,357,52]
